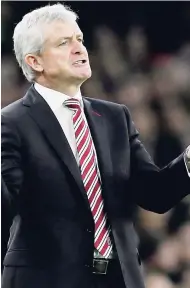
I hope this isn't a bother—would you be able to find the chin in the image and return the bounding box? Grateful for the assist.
[82,67,92,76]
[78,71,92,81]
[79,66,92,78]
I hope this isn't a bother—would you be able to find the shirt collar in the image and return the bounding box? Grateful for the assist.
[34,82,83,112]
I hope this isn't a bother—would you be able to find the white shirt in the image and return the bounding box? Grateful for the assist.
[34,82,93,166]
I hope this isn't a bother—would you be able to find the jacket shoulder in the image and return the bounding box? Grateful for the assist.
[84,96,131,117]
[84,96,120,107]
[1,98,26,121]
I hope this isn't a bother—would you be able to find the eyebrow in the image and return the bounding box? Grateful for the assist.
[58,33,83,41]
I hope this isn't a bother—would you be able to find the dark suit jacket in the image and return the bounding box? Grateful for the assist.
[1,85,189,288]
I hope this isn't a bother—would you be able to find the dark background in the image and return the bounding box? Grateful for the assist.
[2,2,190,287]
[2,1,190,54]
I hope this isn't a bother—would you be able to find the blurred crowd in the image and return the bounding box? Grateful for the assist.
[84,25,190,288]
[1,2,190,288]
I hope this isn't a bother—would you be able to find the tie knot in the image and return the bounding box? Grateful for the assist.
[64,98,81,111]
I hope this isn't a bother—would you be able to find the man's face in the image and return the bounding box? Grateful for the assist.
[38,20,92,87]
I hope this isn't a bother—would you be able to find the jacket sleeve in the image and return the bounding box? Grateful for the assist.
[123,106,190,213]
[1,115,24,216]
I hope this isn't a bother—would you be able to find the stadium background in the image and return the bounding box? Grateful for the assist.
[1,1,190,287]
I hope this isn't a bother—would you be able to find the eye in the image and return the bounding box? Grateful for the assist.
[59,40,68,46]
[78,38,84,43]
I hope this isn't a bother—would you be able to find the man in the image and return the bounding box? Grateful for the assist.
[1,3,190,288]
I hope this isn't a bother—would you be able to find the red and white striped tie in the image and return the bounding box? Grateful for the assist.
[65,98,112,258]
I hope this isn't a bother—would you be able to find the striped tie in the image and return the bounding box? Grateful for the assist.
[65,98,112,258]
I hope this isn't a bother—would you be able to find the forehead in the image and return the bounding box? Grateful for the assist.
[43,20,82,43]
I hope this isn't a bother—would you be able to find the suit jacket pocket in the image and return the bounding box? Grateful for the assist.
[4,249,36,267]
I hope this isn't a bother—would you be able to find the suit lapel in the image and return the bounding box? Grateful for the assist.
[22,86,91,209]
[22,86,113,210]
[83,98,113,196]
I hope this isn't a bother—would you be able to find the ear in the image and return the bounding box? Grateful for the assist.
[24,54,43,72]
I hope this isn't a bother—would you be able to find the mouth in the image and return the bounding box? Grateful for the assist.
[73,59,87,66]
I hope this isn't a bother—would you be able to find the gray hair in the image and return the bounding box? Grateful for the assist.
[13,3,78,82]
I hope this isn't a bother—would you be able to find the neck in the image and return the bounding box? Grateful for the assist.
[36,78,81,97]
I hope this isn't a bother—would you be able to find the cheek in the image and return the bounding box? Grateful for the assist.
[43,52,68,71]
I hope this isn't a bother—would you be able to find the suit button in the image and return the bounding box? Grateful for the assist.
[86,228,92,233]
[84,264,90,268]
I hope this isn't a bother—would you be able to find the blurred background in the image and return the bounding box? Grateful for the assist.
[1,1,190,287]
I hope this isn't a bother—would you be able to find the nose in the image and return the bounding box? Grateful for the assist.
[72,40,85,55]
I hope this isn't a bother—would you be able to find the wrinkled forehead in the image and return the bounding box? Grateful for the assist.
[42,20,83,44]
